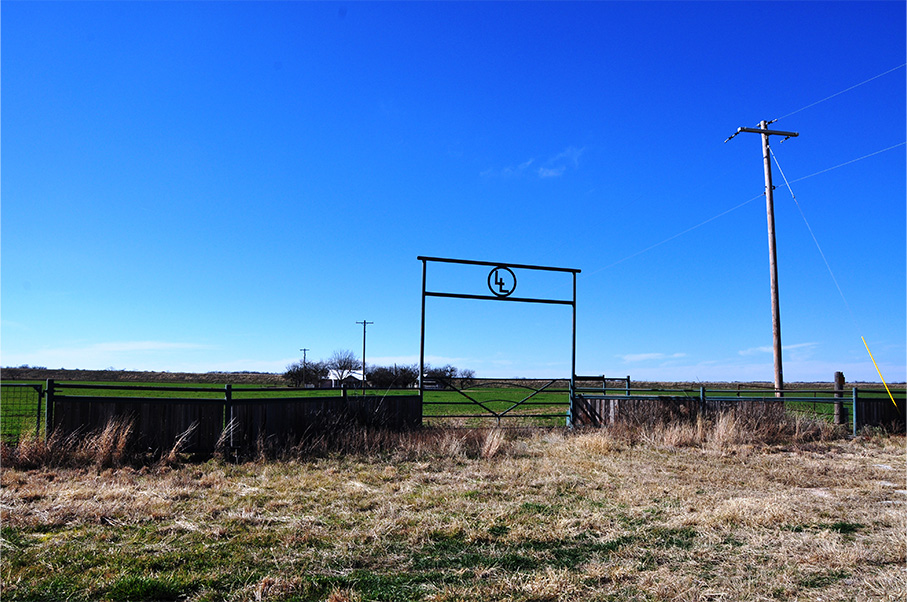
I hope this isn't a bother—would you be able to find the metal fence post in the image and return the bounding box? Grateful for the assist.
[568,379,574,427]
[852,387,858,437]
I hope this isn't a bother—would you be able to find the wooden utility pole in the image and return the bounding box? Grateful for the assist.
[299,348,309,387]
[726,121,798,396]
[356,320,373,392]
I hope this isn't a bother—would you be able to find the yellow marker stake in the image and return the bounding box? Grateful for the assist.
[862,336,898,410]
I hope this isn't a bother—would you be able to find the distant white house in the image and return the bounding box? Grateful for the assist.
[324,369,365,388]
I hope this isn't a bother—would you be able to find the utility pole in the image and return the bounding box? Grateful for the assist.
[356,320,373,392]
[299,348,309,387]
[726,120,798,396]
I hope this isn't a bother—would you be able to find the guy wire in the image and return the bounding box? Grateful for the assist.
[769,148,856,327]
[771,148,899,409]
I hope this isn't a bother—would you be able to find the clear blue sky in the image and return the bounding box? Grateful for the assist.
[3,1,905,383]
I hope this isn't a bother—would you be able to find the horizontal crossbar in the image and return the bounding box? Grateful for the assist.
[424,291,574,305]
[418,256,580,274]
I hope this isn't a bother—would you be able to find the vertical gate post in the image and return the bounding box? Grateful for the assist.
[44,379,55,442]
[570,271,577,407]
[419,258,428,419]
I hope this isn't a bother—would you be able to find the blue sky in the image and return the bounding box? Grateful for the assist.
[2,1,905,383]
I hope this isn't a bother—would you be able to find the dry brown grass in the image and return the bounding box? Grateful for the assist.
[1,415,137,470]
[1,420,904,601]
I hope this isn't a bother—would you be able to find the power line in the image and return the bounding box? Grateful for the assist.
[587,195,762,275]
[788,142,906,184]
[773,63,906,123]
[589,67,904,277]
[589,141,903,275]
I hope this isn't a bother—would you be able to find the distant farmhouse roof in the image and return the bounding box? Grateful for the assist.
[326,369,364,385]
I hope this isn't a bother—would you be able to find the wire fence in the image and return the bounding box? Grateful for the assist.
[1,384,44,444]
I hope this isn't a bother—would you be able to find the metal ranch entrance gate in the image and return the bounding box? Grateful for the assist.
[418,256,580,425]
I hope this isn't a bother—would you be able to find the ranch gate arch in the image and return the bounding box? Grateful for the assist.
[418,256,581,425]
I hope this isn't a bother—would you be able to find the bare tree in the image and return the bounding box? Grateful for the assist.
[283,360,327,388]
[422,364,476,390]
[327,350,359,384]
[366,363,420,389]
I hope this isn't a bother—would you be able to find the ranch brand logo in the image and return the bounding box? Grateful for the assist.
[488,266,517,297]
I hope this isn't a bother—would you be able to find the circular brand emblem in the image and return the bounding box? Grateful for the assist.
[488,266,517,297]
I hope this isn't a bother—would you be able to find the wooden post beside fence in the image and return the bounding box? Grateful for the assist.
[833,371,845,425]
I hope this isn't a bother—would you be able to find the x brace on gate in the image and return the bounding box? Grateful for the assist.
[417,256,581,404]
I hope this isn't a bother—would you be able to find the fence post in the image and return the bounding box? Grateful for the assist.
[852,387,858,437]
[700,386,706,418]
[224,384,233,449]
[833,371,845,425]
[568,379,575,427]
[44,379,55,442]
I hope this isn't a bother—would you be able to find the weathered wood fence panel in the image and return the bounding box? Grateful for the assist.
[46,380,422,456]
[573,391,803,428]
[573,396,702,427]
[229,397,340,449]
[854,389,905,433]
[363,394,422,428]
[52,397,226,454]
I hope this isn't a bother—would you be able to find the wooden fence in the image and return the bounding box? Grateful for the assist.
[45,380,421,456]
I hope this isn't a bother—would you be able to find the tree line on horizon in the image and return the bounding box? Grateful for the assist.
[283,350,475,390]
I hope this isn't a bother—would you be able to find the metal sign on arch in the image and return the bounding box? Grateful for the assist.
[417,256,581,397]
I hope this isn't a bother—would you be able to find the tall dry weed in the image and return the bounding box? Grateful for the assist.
[83,416,135,468]
[480,428,506,459]
[213,417,238,460]
[706,411,745,450]
[593,407,849,453]
[2,416,138,469]
[0,430,58,469]
[161,421,199,466]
